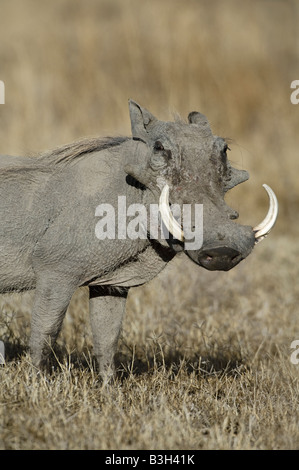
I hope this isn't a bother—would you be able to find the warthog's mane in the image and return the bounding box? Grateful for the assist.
[0,136,130,182]
[37,136,130,166]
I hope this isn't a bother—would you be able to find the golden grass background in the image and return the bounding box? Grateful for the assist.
[0,0,299,450]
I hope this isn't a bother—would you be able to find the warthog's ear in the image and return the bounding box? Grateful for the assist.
[129,99,157,142]
[188,111,212,136]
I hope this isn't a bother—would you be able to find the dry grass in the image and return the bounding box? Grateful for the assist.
[1,240,299,450]
[0,0,299,450]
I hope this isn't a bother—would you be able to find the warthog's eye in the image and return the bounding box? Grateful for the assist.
[223,143,228,154]
[154,141,165,151]
[153,141,172,161]
[221,143,230,163]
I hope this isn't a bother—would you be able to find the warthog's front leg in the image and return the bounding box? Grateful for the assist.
[89,286,128,378]
[30,273,77,369]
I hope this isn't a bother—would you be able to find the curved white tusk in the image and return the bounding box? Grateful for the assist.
[159,184,184,241]
[253,184,278,243]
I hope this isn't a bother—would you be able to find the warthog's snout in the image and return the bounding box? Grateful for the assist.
[197,245,242,271]
[164,183,278,272]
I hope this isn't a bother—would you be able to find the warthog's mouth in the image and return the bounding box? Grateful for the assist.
[159,183,278,271]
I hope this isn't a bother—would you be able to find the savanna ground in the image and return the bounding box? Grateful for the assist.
[0,0,299,450]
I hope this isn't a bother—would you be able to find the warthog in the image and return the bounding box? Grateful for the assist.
[0,100,278,376]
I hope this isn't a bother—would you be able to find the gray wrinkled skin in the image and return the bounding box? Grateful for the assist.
[0,100,255,376]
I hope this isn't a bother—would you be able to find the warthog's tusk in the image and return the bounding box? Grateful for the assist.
[253,184,278,243]
[159,185,184,241]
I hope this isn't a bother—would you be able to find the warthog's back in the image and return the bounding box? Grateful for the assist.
[0,155,32,167]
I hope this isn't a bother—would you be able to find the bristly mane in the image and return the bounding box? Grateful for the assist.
[37,136,130,166]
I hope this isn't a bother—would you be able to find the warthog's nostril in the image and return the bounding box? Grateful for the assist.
[203,251,239,264]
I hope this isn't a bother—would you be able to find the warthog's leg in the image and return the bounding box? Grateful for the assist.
[89,286,128,378]
[29,274,77,369]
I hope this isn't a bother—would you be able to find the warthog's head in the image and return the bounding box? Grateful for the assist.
[125,100,278,271]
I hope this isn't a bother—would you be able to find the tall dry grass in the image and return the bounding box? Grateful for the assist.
[0,0,299,450]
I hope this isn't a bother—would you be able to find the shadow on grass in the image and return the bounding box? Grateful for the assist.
[2,338,249,380]
[2,341,28,363]
[114,348,249,381]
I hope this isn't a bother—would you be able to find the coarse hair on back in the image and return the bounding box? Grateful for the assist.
[37,136,130,166]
